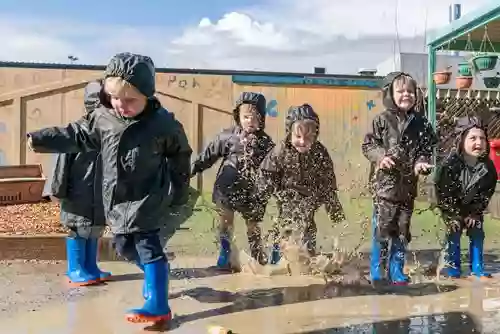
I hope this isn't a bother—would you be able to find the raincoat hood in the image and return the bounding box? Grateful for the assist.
[381,71,417,112]
[453,115,490,158]
[285,103,320,136]
[84,81,102,114]
[233,92,267,129]
[104,52,156,98]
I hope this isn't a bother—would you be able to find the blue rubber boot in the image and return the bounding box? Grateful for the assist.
[369,214,388,286]
[389,237,410,285]
[441,231,461,278]
[270,243,281,265]
[134,261,149,300]
[469,228,492,280]
[66,237,99,286]
[126,260,172,323]
[216,231,232,270]
[85,238,112,282]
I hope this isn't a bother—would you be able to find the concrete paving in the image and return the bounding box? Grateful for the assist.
[2,258,500,333]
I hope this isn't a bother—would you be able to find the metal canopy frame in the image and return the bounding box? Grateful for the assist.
[426,2,500,128]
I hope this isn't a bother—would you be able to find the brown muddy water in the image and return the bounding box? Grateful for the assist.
[2,256,500,333]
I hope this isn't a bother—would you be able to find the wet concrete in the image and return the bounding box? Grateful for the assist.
[2,258,500,333]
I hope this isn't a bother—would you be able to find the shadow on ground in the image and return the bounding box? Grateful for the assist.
[169,281,457,326]
[295,311,481,333]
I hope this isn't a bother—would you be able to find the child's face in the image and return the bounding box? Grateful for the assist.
[463,127,487,157]
[392,78,416,112]
[104,78,147,118]
[291,121,316,153]
[239,104,260,132]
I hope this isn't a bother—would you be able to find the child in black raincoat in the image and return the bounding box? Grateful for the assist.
[191,92,275,269]
[47,81,110,287]
[257,104,345,264]
[362,72,436,286]
[435,116,497,280]
[27,53,192,325]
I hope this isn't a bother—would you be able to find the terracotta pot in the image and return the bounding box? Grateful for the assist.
[433,71,452,85]
[456,76,473,89]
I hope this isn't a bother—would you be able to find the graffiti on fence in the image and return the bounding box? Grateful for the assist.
[266,99,278,117]
[366,99,376,111]
[165,75,201,90]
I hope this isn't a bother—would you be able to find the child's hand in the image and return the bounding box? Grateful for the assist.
[465,216,482,229]
[448,220,461,232]
[414,163,433,175]
[379,156,395,169]
[27,136,34,151]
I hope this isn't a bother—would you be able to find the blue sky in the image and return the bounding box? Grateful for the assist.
[0,0,260,27]
[0,0,492,72]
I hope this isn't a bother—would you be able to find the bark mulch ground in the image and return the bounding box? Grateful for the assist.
[0,201,66,235]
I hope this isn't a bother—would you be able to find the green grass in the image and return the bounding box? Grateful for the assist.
[166,192,500,257]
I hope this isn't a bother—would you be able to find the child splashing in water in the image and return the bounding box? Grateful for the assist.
[435,116,497,281]
[362,72,436,286]
[258,104,345,264]
[191,92,275,270]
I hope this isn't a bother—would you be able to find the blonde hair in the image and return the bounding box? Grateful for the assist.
[104,77,145,99]
[292,119,317,136]
[392,74,417,93]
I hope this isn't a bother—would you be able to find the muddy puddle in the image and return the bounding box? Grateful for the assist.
[2,257,500,333]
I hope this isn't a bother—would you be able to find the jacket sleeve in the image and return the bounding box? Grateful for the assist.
[361,115,386,164]
[191,131,228,176]
[415,118,438,165]
[319,147,346,223]
[434,162,462,221]
[468,161,497,217]
[257,145,283,203]
[165,120,193,206]
[28,114,99,154]
[48,153,75,199]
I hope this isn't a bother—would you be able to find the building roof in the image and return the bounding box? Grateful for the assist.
[426,2,500,51]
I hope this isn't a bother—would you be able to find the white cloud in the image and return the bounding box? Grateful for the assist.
[168,0,493,72]
[0,1,494,73]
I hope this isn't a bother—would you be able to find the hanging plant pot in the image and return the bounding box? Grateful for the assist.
[456,76,473,89]
[483,76,500,88]
[472,54,498,71]
[433,71,452,85]
[457,62,472,76]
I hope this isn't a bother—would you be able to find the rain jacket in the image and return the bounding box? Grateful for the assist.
[435,116,497,223]
[191,92,275,221]
[258,104,345,223]
[361,72,437,203]
[47,81,106,228]
[28,53,193,234]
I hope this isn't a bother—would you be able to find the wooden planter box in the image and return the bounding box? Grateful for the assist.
[0,165,47,206]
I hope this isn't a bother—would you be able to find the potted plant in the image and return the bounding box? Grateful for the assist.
[433,66,452,85]
[456,76,473,89]
[472,53,498,71]
[483,72,500,88]
[458,62,472,77]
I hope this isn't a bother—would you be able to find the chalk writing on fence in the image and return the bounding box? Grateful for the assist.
[29,108,41,120]
[166,76,201,89]
[0,122,6,133]
[266,99,278,117]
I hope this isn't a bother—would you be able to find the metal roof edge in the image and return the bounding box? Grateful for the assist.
[426,1,500,48]
[0,61,384,80]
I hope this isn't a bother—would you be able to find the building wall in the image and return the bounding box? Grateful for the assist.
[377,52,493,90]
[0,65,382,193]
